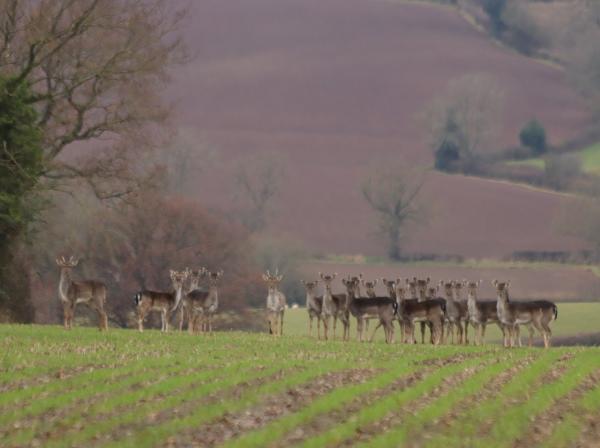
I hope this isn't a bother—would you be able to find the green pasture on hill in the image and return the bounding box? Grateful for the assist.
[505,141,600,174]
[1,324,600,447]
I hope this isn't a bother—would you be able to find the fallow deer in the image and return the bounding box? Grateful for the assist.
[179,268,206,332]
[440,280,468,344]
[360,276,378,332]
[319,273,349,340]
[188,270,223,334]
[452,281,469,344]
[342,277,397,343]
[493,280,558,348]
[134,270,188,332]
[301,280,323,339]
[263,270,286,336]
[395,280,445,345]
[414,277,436,344]
[56,256,108,331]
[465,280,504,345]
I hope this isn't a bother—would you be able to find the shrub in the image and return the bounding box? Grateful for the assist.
[520,119,548,156]
[434,139,461,172]
[544,154,581,190]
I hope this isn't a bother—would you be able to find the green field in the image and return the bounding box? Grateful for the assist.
[505,141,600,174]
[2,320,600,447]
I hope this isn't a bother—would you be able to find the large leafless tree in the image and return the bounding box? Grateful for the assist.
[361,160,427,260]
[0,0,188,199]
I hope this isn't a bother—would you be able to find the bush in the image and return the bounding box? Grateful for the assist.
[502,1,547,56]
[482,0,508,35]
[544,153,581,190]
[434,139,460,172]
[520,119,547,156]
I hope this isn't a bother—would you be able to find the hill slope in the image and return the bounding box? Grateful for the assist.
[171,0,589,258]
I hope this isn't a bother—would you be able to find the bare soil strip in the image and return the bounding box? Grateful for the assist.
[574,410,600,448]
[514,369,600,447]
[170,368,380,447]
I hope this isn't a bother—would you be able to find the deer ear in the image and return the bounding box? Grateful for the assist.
[492,279,498,287]
[342,278,347,286]
[426,277,430,284]
[439,280,444,286]
[373,279,378,286]
[506,281,511,288]
[478,279,482,286]
[405,279,410,285]
[395,278,401,285]
[319,272,324,279]
[333,273,338,279]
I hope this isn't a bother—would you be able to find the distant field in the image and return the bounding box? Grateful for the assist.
[2,325,600,447]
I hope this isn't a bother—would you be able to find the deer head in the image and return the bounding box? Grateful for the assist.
[56,255,79,268]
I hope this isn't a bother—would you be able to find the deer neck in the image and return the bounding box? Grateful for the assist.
[467,291,478,314]
[305,290,316,307]
[208,284,218,301]
[172,283,184,312]
[58,268,73,302]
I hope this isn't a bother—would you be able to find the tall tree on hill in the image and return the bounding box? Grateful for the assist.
[361,160,427,261]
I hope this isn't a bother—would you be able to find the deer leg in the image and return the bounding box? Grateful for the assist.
[456,321,463,345]
[528,324,536,347]
[464,320,469,344]
[370,322,382,342]
[322,316,329,340]
[63,303,71,330]
[541,322,552,349]
[280,311,284,336]
[333,316,337,340]
[308,315,313,337]
[420,322,426,344]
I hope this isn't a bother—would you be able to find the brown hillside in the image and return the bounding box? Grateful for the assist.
[170,0,590,258]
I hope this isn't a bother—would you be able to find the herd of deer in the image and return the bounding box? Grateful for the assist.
[55,257,557,348]
[295,273,558,348]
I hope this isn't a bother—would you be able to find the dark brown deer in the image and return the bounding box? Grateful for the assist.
[134,270,189,332]
[179,267,206,332]
[56,256,108,331]
[395,280,445,345]
[301,280,323,339]
[494,280,557,348]
[341,277,397,343]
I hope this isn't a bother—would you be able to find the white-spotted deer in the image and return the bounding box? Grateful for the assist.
[342,277,396,343]
[188,270,223,334]
[319,273,350,341]
[395,280,445,345]
[301,280,323,339]
[494,280,557,348]
[263,270,286,336]
[440,280,468,344]
[134,270,188,332]
[56,256,108,331]
[465,280,504,345]
[179,268,206,332]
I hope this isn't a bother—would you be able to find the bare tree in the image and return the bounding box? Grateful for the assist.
[425,74,505,170]
[0,0,188,199]
[233,151,284,233]
[361,160,427,260]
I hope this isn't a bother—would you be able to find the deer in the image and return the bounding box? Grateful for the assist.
[452,280,469,344]
[263,270,286,336]
[341,277,397,343]
[319,272,350,340]
[187,270,223,334]
[493,280,558,348]
[440,280,468,344]
[414,277,436,344]
[395,280,445,345]
[134,270,188,332]
[178,268,206,332]
[360,275,378,332]
[465,280,504,345]
[301,280,323,339]
[56,256,108,331]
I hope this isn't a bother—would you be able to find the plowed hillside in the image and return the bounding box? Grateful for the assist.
[172,0,589,258]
